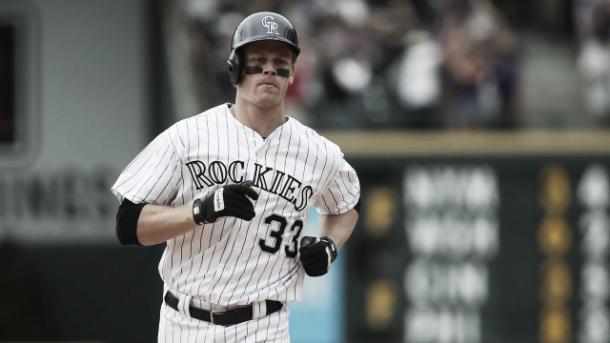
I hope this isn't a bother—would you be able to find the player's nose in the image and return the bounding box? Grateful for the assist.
[259,61,277,75]
[262,65,277,76]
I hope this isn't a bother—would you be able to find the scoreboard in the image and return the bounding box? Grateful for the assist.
[332,132,610,343]
[347,159,610,343]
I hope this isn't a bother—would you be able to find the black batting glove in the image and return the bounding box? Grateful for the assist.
[299,236,338,277]
[192,181,259,224]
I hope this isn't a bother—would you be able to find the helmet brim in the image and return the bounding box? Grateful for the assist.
[234,36,301,57]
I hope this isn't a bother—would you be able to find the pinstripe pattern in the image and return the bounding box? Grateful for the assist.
[112,103,359,339]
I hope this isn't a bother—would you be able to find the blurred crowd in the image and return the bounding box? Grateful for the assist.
[183,0,522,130]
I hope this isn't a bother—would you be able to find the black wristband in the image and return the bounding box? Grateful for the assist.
[192,198,204,225]
[321,236,338,262]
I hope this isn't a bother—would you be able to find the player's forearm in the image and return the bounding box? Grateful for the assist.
[137,204,198,246]
[319,208,359,248]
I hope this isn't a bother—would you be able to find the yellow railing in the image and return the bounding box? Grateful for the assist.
[320,130,610,156]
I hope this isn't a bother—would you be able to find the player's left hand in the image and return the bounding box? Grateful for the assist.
[299,236,338,277]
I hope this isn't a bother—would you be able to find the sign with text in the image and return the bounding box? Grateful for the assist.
[347,158,610,343]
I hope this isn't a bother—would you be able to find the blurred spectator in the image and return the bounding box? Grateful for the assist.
[578,0,610,126]
[491,24,520,129]
[440,14,487,129]
[439,0,520,129]
[395,30,443,128]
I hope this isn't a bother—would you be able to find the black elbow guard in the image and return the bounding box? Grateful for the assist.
[116,199,147,245]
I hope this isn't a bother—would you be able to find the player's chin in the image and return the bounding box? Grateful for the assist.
[256,95,283,108]
[257,87,280,97]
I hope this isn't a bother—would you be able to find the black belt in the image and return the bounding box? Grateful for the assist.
[164,291,283,327]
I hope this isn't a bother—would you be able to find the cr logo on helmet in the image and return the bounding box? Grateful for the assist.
[262,16,279,34]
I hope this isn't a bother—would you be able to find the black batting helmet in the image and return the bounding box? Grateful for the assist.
[227,12,300,84]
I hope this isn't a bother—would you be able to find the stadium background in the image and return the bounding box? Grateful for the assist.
[2,0,610,342]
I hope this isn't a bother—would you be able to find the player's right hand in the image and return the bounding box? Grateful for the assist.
[194,181,259,224]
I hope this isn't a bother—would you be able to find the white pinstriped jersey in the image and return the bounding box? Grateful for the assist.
[112,103,360,306]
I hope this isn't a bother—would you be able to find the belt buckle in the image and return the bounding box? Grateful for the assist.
[210,309,228,325]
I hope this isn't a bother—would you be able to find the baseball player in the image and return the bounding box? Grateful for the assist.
[112,11,360,342]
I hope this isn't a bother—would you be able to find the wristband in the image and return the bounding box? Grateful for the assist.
[192,198,204,225]
[321,236,338,262]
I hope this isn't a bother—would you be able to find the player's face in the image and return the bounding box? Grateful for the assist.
[237,41,295,108]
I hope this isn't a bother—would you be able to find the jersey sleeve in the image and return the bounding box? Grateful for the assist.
[314,157,360,215]
[111,129,182,205]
